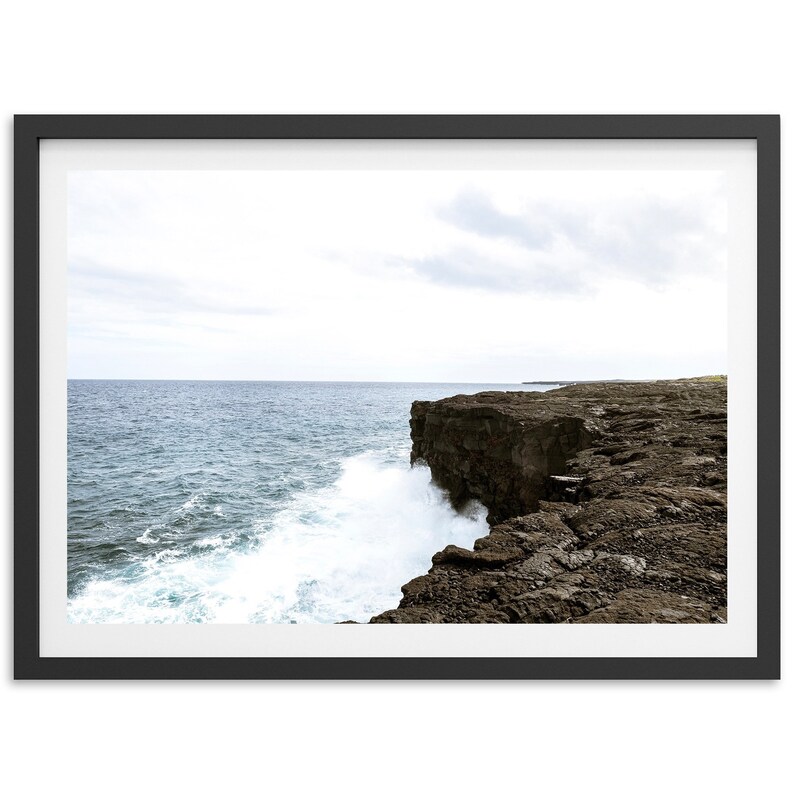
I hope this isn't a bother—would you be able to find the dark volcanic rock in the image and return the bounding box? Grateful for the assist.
[370,378,727,624]
[410,392,596,524]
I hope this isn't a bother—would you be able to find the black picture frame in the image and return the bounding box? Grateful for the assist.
[14,114,781,680]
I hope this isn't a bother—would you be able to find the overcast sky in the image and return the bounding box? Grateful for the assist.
[67,169,727,381]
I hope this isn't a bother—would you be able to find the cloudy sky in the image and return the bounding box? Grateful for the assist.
[67,169,727,381]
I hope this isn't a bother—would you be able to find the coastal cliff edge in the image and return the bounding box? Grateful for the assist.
[369,379,727,624]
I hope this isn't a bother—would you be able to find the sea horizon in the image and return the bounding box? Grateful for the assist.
[66,377,573,384]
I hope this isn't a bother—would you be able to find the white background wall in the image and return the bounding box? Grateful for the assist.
[1,2,788,792]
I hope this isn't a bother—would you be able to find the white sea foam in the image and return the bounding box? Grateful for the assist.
[211,453,487,623]
[193,535,230,549]
[175,493,203,513]
[135,527,159,545]
[67,452,488,624]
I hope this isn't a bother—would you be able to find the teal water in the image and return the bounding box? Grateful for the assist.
[67,380,559,623]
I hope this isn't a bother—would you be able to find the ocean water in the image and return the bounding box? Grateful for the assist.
[67,380,558,624]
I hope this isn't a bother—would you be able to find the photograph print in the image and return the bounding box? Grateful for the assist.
[66,158,729,627]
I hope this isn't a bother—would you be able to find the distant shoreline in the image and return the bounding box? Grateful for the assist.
[521,379,648,385]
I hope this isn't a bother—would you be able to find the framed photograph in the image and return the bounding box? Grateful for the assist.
[14,115,780,679]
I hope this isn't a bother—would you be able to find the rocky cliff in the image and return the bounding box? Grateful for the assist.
[370,379,727,624]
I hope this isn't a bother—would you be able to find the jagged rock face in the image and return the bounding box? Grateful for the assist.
[370,379,727,625]
[410,393,596,523]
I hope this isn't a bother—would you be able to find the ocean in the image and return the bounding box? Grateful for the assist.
[67,380,558,624]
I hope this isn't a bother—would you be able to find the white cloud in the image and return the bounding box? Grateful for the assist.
[421,185,726,292]
[67,169,728,381]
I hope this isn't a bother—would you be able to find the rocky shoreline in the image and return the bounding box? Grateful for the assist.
[369,378,727,624]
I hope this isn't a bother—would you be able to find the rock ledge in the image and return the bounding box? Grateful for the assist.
[369,379,727,624]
